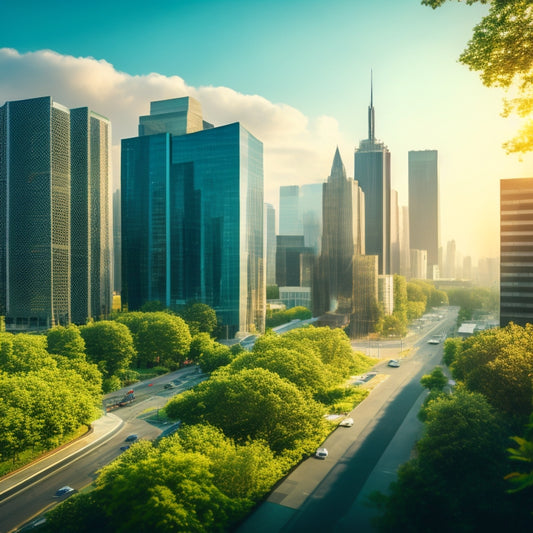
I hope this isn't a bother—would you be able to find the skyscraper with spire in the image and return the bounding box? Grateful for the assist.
[354,74,391,275]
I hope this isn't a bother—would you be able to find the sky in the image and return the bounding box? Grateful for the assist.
[1,0,532,263]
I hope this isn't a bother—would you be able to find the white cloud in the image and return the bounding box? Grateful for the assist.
[0,48,346,204]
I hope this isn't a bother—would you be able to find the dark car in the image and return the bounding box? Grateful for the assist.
[120,445,131,452]
[125,434,138,443]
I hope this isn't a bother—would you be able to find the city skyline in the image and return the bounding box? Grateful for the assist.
[1,0,532,263]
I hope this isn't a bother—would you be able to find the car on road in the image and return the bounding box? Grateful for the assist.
[120,445,131,452]
[125,434,138,443]
[339,417,354,427]
[54,486,75,498]
[315,447,328,459]
[427,338,440,344]
[163,383,175,389]
[388,359,400,368]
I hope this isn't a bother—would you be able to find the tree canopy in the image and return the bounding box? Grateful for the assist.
[422,0,533,153]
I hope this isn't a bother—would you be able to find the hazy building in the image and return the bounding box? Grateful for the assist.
[301,183,323,253]
[463,256,472,281]
[408,150,439,278]
[275,235,313,288]
[391,189,400,275]
[265,203,277,286]
[400,205,411,278]
[500,177,533,327]
[445,239,457,279]
[121,96,264,336]
[0,96,112,329]
[354,78,391,275]
[279,185,302,235]
[410,249,428,280]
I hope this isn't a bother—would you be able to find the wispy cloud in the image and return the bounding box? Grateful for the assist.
[0,48,348,202]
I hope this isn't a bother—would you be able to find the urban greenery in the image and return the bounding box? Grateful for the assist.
[372,322,533,531]
[265,305,312,328]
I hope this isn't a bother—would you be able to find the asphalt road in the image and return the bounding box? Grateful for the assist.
[0,366,205,533]
[237,307,457,533]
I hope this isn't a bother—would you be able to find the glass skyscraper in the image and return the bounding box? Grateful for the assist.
[354,79,391,275]
[0,96,112,329]
[121,97,265,336]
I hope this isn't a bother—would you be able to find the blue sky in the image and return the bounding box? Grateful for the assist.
[2,0,532,262]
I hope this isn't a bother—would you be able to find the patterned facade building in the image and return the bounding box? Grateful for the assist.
[0,96,112,329]
[121,97,265,336]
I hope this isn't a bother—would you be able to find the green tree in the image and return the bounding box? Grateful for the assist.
[420,366,448,392]
[423,0,533,154]
[179,302,218,336]
[80,321,136,380]
[47,324,86,359]
[442,336,462,366]
[166,367,325,454]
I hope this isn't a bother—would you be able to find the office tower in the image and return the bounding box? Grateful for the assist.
[121,97,264,336]
[316,149,365,314]
[265,203,276,286]
[351,254,379,337]
[279,185,302,235]
[301,183,323,253]
[500,177,533,327]
[410,249,428,280]
[0,96,112,329]
[390,189,400,274]
[354,77,391,275]
[400,205,411,278]
[113,189,121,293]
[408,150,439,278]
[445,240,456,279]
[275,236,312,287]
[70,107,113,323]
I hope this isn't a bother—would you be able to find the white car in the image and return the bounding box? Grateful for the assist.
[339,417,354,427]
[315,447,328,459]
[428,338,440,345]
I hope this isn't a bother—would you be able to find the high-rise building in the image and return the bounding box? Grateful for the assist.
[0,96,112,329]
[354,77,391,275]
[445,240,457,279]
[316,149,365,314]
[121,96,264,336]
[265,203,276,286]
[279,185,302,235]
[390,189,400,275]
[70,107,113,323]
[301,183,323,254]
[408,150,439,278]
[399,205,411,278]
[500,177,533,327]
[113,189,122,293]
[410,249,428,280]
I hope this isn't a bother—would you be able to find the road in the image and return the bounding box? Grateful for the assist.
[237,307,457,533]
[0,366,205,533]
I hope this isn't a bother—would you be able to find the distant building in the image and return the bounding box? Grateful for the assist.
[121,96,264,336]
[0,96,112,329]
[399,205,411,278]
[265,203,276,285]
[390,190,401,275]
[410,249,428,280]
[279,286,312,310]
[500,177,533,327]
[275,235,313,288]
[408,150,439,278]
[279,185,302,235]
[113,189,122,293]
[445,239,457,279]
[354,76,391,275]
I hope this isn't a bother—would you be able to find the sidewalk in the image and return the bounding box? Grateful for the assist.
[0,413,123,502]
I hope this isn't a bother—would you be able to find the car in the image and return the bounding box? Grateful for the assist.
[315,447,328,459]
[120,445,131,452]
[54,486,75,498]
[428,338,440,345]
[339,417,354,427]
[163,383,175,389]
[125,434,138,443]
[388,359,400,368]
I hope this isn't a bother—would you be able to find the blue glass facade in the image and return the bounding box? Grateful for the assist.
[121,103,265,336]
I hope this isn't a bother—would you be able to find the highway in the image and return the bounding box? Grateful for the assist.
[0,366,205,533]
[237,307,457,533]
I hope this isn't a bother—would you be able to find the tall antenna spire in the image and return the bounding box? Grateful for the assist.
[368,70,375,142]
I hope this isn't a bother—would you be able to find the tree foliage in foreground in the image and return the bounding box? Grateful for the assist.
[422,0,533,154]
[43,426,287,533]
